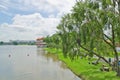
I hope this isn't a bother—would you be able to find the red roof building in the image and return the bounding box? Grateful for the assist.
[36,37,46,47]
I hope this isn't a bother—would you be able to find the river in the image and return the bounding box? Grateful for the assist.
[0,45,81,80]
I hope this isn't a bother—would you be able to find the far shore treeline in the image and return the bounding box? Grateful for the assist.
[0,40,35,45]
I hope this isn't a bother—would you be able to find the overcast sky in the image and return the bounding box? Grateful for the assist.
[0,0,75,41]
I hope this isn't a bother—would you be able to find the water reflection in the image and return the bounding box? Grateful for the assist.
[36,48,81,80]
[0,45,81,80]
[37,48,67,69]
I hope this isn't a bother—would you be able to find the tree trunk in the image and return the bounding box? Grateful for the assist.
[117,0,120,76]
[111,23,120,76]
[80,45,111,66]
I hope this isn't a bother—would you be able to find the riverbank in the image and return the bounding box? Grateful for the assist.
[45,48,120,80]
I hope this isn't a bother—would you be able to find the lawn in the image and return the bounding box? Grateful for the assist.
[44,48,120,80]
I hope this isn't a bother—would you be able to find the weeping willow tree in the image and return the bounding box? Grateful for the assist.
[71,0,111,62]
[56,1,110,62]
[44,0,120,76]
[73,0,120,76]
[57,14,76,58]
[55,0,120,76]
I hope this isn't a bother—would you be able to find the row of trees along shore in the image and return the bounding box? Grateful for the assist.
[44,0,120,77]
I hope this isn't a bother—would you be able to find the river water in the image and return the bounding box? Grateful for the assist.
[0,45,81,80]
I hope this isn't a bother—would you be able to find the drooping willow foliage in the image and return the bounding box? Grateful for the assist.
[45,0,120,76]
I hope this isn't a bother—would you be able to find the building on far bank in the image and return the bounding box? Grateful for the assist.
[36,37,46,47]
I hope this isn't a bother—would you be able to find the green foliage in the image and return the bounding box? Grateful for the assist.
[45,0,120,76]
[12,41,18,45]
[0,41,4,45]
[45,48,120,80]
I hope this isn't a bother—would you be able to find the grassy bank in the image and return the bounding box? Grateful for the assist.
[44,48,120,80]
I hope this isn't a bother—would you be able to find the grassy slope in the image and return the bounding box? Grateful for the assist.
[44,48,120,80]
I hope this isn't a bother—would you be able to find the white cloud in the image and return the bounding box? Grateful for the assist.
[0,0,11,16]
[0,13,60,41]
[0,0,76,41]
[11,0,75,17]
[12,13,60,33]
[0,0,10,10]
[1,0,75,17]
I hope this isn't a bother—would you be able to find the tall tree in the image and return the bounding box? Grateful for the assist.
[45,0,120,76]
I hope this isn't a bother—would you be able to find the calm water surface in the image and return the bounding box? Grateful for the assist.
[0,45,81,80]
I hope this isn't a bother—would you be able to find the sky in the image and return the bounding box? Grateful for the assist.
[0,0,76,42]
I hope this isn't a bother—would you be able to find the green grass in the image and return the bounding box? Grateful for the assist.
[44,48,120,80]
